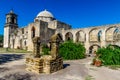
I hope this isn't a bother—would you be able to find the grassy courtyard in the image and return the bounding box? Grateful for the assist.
[0,48,32,53]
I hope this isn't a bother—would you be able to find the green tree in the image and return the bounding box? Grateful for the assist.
[0,35,3,43]
[59,40,86,60]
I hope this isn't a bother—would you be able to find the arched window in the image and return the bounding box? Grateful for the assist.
[76,32,80,42]
[76,30,85,42]
[98,30,102,42]
[11,17,14,23]
[31,27,35,38]
[7,18,9,23]
[106,27,116,41]
[65,32,73,41]
[89,28,98,42]
[113,28,120,41]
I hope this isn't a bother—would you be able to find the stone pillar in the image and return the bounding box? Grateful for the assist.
[73,33,76,42]
[84,30,90,54]
[101,29,106,47]
[62,33,65,41]
[32,37,41,58]
[49,34,60,59]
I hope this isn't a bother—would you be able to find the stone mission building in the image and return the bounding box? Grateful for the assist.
[4,10,120,54]
[4,10,71,51]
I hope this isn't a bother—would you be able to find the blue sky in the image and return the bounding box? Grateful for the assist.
[0,0,120,35]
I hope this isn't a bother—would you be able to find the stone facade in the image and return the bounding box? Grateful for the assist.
[4,10,120,55]
[3,10,71,51]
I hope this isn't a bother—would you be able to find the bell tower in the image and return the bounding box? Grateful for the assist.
[4,10,18,48]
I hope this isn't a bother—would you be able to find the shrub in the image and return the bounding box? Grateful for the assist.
[59,40,86,60]
[42,44,50,55]
[96,45,120,65]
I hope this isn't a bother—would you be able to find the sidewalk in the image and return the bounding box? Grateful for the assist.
[0,54,120,80]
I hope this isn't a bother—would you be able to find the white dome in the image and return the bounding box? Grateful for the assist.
[37,9,54,18]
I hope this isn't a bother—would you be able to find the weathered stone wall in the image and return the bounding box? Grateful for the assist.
[49,56,63,73]
[26,57,44,74]
[26,56,63,74]
[56,24,120,54]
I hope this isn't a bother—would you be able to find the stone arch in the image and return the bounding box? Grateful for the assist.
[89,28,99,42]
[31,27,35,38]
[89,44,101,54]
[75,30,86,42]
[113,28,120,41]
[109,44,120,48]
[65,32,73,41]
[105,26,116,41]
[57,33,63,41]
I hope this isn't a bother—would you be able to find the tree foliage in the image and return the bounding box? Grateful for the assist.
[0,35,3,43]
[59,40,86,60]
[96,45,120,65]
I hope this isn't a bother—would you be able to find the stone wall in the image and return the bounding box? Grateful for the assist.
[49,56,63,73]
[26,56,63,74]
[26,57,44,74]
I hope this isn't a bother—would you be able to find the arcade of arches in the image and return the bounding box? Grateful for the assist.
[4,10,120,53]
[56,24,120,54]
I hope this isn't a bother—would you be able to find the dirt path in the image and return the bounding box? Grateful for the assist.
[0,53,120,80]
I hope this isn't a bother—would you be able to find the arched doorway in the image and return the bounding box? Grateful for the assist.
[31,27,35,38]
[89,44,100,55]
[65,32,73,41]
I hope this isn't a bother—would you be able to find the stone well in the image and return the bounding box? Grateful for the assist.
[26,35,63,74]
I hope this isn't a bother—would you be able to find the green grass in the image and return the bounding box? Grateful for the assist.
[85,75,95,80]
[0,48,32,53]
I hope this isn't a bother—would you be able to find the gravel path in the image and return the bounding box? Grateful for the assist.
[0,53,120,80]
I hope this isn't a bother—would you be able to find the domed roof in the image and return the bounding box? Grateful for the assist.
[37,9,54,18]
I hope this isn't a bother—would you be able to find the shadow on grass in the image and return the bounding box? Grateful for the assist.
[0,54,24,64]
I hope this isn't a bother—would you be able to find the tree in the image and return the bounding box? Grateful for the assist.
[0,35,3,43]
[0,35,3,47]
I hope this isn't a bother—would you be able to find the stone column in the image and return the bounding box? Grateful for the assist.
[73,32,76,42]
[84,29,90,55]
[101,29,106,47]
[62,33,65,41]
[32,37,41,58]
[50,34,60,59]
